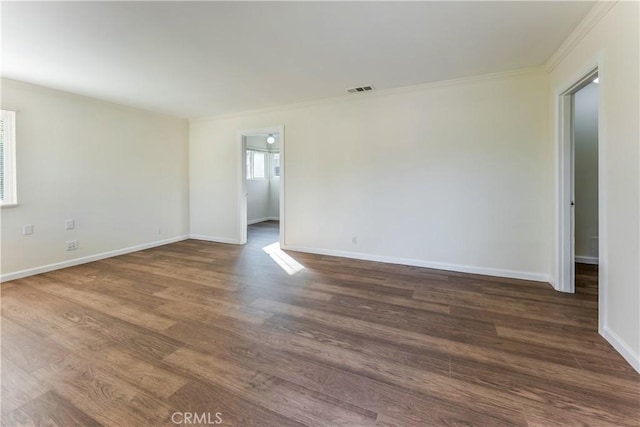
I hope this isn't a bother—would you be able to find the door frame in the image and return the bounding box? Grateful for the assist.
[237,125,285,246]
[556,66,599,292]
[554,59,605,330]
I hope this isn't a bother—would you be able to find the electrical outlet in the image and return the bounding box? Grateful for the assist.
[23,224,34,235]
[65,219,75,230]
[352,236,358,245]
[65,240,79,251]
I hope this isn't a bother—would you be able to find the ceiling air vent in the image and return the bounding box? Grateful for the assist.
[347,85,374,94]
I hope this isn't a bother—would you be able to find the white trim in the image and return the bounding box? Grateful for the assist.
[595,59,609,341]
[602,327,640,374]
[248,217,269,225]
[282,244,550,283]
[553,54,608,340]
[239,132,248,245]
[556,92,575,293]
[188,234,242,245]
[247,217,279,225]
[190,67,546,123]
[575,256,599,265]
[545,2,615,71]
[278,130,285,248]
[0,235,189,282]
[554,61,601,294]
[1,110,18,206]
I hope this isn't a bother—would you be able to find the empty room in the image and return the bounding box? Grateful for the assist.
[1,1,639,426]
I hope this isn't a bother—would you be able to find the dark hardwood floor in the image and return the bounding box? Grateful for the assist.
[1,221,638,426]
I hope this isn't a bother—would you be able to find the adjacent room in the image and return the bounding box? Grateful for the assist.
[245,133,281,238]
[1,2,638,426]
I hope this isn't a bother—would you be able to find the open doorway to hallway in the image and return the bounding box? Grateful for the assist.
[573,79,599,304]
[238,126,285,247]
[247,220,280,247]
[245,133,280,243]
[557,68,600,297]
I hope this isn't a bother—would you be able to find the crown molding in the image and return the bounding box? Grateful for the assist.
[545,1,617,72]
[189,65,547,124]
[1,77,189,120]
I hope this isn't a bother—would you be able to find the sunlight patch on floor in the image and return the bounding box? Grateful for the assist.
[262,242,305,275]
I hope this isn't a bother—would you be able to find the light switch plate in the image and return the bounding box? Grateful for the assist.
[23,224,33,235]
[65,219,75,230]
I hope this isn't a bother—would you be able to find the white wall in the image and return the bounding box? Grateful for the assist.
[190,69,552,280]
[247,176,270,223]
[0,79,189,279]
[268,168,280,219]
[574,82,599,261]
[549,1,639,371]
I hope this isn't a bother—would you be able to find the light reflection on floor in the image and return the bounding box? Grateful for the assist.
[262,242,305,275]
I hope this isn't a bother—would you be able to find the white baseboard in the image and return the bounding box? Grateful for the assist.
[0,235,189,283]
[188,234,242,245]
[602,326,640,373]
[281,244,549,283]
[248,217,280,225]
[248,217,269,225]
[575,255,599,265]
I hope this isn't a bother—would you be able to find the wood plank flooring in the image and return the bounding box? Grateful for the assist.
[1,221,638,426]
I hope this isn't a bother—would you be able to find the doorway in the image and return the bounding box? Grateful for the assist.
[573,79,600,303]
[238,126,285,246]
[557,67,602,328]
[557,68,599,293]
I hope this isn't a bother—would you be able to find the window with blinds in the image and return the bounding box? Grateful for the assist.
[246,150,266,180]
[1,110,17,206]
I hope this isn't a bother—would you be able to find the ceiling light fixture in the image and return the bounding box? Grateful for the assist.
[266,134,275,144]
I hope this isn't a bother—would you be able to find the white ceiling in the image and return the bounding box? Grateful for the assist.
[2,1,594,118]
